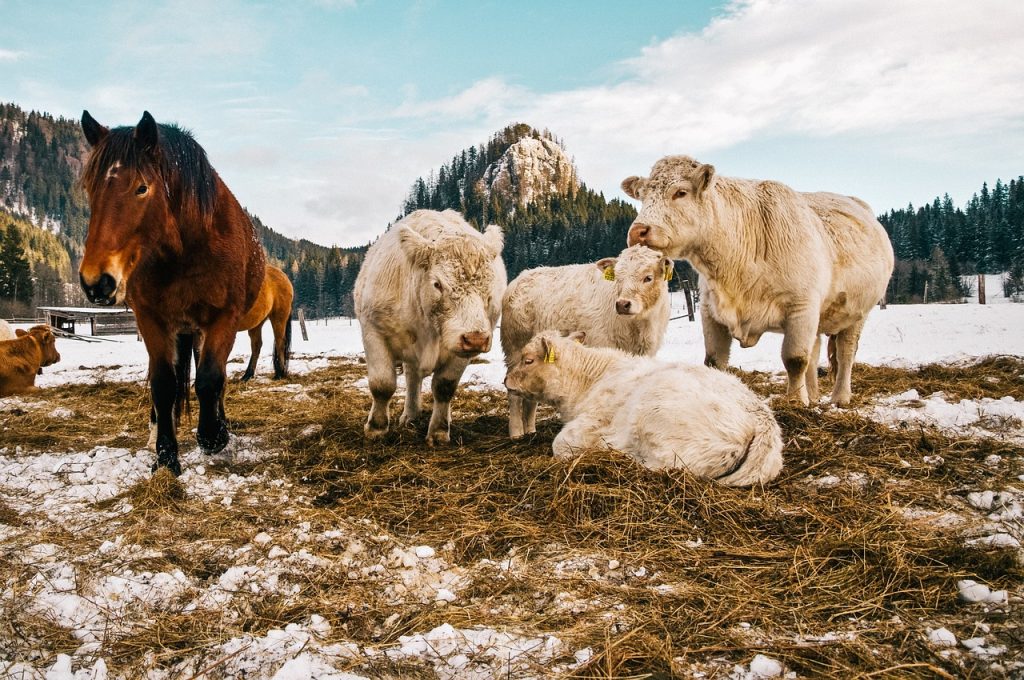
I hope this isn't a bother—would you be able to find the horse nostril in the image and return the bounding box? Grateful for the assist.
[97,273,117,298]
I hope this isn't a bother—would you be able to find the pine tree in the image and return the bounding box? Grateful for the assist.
[0,223,34,304]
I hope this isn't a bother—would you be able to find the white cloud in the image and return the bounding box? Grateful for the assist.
[0,48,25,62]
[372,0,1024,221]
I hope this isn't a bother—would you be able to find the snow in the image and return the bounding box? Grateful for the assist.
[2,301,1023,677]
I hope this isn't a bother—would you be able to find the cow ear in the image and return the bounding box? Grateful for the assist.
[81,110,108,148]
[482,223,504,257]
[15,328,27,337]
[663,258,674,281]
[568,331,586,345]
[398,226,433,268]
[621,176,644,200]
[134,111,159,152]
[695,164,715,197]
[539,335,557,364]
[595,257,616,281]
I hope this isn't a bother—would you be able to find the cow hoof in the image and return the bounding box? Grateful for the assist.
[398,412,422,429]
[426,430,450,447]
[364,423,389,439]
[240,371,254,382]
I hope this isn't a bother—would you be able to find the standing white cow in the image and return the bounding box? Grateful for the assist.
[0,319,15,341]
[354,209,507,445]
[504,331,784,486]
[623,156,894,407]
[501,245,672,438]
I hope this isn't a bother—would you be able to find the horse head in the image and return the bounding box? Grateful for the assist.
[79,110,184,306]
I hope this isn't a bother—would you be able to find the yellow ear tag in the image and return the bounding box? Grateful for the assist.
[603,267,615,281]
[663,264,673,281]
[543,347,556,363]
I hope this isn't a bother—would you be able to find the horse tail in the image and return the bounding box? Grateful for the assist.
[174,332,194,425]
[274,309,293,379]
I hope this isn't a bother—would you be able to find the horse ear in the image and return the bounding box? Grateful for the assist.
[134,111,159,152]
[81,110,108,148]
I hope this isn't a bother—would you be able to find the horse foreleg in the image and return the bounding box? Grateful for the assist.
[195,321,234,454]
[241,325,262,381]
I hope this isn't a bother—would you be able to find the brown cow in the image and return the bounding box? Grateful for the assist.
[0,325,61,397]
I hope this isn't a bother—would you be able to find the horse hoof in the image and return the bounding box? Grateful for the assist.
[198,424,230,454]
[152,458,183,476]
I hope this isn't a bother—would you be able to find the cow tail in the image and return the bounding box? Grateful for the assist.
[716,408,784,487]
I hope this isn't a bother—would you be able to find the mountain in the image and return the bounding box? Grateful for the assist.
[400,122,695,285]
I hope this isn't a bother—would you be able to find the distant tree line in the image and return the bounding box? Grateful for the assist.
[879,178,1024,302]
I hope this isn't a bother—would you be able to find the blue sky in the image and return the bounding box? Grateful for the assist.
[2,0,1022,247]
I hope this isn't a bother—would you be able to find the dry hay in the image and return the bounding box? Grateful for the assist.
[0,356,1022,678]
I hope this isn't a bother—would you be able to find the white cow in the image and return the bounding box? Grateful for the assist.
[623,155,894,406]
[0,319,15,341]
[501,245,671,438]
[354,209,507,445]
[504,331,784,486]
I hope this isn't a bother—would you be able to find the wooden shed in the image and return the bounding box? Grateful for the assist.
[37,306,138,337]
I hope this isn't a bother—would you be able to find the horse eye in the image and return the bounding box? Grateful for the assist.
[673,189,687,199]
[136,184,148,196]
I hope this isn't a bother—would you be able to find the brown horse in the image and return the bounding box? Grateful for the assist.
[79,111,265,476]
[236,264,293,380]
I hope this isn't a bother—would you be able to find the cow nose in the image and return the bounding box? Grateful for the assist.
[80,272,118,305]
[616,299,633,314]
[459,331,491,354]
[627,222,652,246]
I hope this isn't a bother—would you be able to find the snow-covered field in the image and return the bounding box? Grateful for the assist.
[2,301,1023,679]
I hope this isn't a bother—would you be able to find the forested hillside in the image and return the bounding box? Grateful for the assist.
[879,178,1024,302]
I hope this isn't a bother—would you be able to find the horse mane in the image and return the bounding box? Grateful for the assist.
[82,123,219,221]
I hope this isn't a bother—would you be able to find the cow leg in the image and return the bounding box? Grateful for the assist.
[701,303,732,369]
[508,393,525,439]
[781,308,818,406]
[399,361,422,428]
[523,398,538,435]
[147,404,157,451]
[830,319,865,408]
[552,417,600,460]
[241,325,263,381]
[426,359,468,447]
[805,334,822,404]
[362,330,396,438]
[195,321,234,454]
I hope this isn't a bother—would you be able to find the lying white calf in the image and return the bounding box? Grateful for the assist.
[504,331,784,486]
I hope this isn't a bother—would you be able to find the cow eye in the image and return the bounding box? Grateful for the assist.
[644,275,654,283]
[433,281,443,292]
[673,189,687,199]
[136,184,148,196]
[523,358,534,365]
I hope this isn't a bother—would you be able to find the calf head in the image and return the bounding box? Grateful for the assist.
[504,331,585,403]
[622,155,716,259]
[399,224,505,358]
[16,325,61,367]
[596,245,672,317]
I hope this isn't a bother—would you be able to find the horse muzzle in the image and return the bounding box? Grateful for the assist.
[80,272,120,306]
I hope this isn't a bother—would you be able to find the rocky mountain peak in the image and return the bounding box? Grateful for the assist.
[479,134,578,207]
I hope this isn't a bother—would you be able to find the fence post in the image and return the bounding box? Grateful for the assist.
[978,274,986,305]
[298,308,309,341]
[923,280,929,304]
[682,280,695,322]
